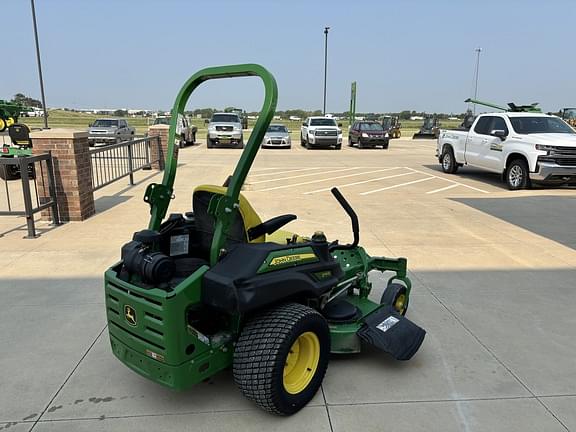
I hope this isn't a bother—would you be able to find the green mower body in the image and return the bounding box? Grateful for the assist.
[104,64,425,415]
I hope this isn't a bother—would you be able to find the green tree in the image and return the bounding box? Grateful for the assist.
[12,93,42,108]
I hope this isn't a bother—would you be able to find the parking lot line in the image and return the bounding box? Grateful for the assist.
[304,169,411,194]
[426,184,459,194]
[250,167,324,177]
[360,176,435,195]
[257,168,394,192]
[250,167,360,185]
[405,167,490,193]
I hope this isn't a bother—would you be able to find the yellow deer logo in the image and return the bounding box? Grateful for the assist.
[124,305,137,326]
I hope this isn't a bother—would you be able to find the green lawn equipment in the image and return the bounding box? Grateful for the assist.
[413,115,440,139]
[0,124,33,180]
[464,98,542,113]
[104,64,425,416]
[0,100,32,132]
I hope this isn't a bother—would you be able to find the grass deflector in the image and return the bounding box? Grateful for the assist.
[104,64,426,415]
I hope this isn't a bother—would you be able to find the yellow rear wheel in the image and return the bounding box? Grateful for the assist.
[283,332,320,394]
[6,117,15,127]
[233,303,330,415]
[0,118,6,132]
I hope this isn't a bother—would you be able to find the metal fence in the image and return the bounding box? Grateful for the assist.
[90,136,161,192]
[0,153,60,238]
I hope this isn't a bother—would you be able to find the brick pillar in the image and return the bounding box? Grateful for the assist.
[148,124,176,170]
[30,129,95,221]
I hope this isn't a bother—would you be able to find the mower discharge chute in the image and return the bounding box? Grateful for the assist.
[104,64,425,416]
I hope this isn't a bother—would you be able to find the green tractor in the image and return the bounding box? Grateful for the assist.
[104,64,425,416]
[0,99,32,132]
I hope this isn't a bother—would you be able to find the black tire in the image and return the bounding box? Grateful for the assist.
[206,135,213,148]
[380,283,408,315]
[347,136,353,146]
[0,164,20,181]
[441,146,458,174]
[233,303,330,416]
[506,158,531,190]
[335,144,341,150]
[301,133,306,146]
[358,139,364,149]
[306,141,313,150]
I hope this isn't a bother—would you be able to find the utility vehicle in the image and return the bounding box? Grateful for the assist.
[104,64,425,416]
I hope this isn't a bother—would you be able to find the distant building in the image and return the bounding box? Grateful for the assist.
[289,116,301,121]
[410,116,424,121]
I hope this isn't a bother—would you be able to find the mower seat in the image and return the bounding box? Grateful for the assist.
[192,185,299,253]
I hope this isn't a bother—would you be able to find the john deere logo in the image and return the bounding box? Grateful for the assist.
[124,305,137,326]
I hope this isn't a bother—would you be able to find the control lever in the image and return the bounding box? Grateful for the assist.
[330,187,359,250]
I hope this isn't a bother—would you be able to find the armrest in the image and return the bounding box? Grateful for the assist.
[247,214,297,241]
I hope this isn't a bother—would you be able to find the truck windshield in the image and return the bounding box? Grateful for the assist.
[211,114,240,123]
[92,120,119,127]
[360,123,384,131]
[267,125,288,133]
[509,117,575,134]
[310,118,337,126]
[154,117,171,125]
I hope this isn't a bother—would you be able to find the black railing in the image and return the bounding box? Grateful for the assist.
[90,136,161,192]
[0,153,60,238]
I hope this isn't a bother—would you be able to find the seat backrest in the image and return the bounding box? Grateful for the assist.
[8,124,32,147]
[192,185,265,257]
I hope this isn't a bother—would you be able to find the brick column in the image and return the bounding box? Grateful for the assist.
[30,129,95,221]
[148,124,176,170]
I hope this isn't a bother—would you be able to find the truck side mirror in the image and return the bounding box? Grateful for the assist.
[490,129,507,140]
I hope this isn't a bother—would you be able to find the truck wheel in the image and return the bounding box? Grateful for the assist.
[301,134,307,146]
[381,283,408,315]
[233,303,330,416]
[0,164,20,181]
[506,158,531,190]
[347,136,353,146]
[441,147,458,174]
[206,135,213,148]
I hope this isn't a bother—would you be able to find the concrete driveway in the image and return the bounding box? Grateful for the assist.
[1,138,575,431]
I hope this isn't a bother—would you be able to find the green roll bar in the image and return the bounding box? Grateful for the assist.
[144,64,278,265]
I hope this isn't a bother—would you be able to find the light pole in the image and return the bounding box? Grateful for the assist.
[323,26,330,115]
[31,0,48,128]
[473,47,482,114]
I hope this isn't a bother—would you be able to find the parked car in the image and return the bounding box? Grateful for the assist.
[437,112,576,190]
[88,118,135,146]
[154,115,197,147]
[206,113,244,148]
[262,124,291,148]
[348,121,389,149]
[300,116,342,149]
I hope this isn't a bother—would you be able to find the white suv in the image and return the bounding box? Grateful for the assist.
[206,113,244,149]
[300,117,342,150]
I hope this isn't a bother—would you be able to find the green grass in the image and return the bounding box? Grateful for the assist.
[21,110,462,138]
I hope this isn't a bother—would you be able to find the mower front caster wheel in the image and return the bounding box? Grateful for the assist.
[381,283,408,315]
[233,303,330,415]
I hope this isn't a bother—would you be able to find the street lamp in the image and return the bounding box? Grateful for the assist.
[472,47,482,115]
[30,0,48,128]
[323,26,330,115]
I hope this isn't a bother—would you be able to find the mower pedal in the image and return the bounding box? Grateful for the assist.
[357,306,425,361]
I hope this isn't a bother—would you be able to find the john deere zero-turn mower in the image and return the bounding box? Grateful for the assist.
[104,64,425,415]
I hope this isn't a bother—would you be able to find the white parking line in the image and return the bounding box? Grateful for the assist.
[250,167,324,177]
[426,184,459,194]
[304,169,410,194]
[257,168,392,192]
[360,177,435,195]
[250,167,359,185]
[405,167,490,193]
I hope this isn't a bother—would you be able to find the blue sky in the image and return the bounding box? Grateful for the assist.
[3,0,575,113]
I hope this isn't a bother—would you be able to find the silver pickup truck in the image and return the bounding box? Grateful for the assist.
[88,118,135,146]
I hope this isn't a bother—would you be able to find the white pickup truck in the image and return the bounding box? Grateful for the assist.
[436,112,576,189]
[300,116,343,150]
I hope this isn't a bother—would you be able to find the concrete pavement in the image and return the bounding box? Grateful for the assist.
[1,138,575,431]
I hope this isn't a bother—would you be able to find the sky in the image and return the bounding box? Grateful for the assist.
[2,0,575,114]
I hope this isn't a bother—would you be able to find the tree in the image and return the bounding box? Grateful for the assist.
[113,109,127,117]
[12,93,42,108]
